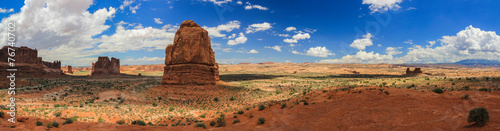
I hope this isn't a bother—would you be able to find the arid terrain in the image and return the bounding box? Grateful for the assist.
[1,63,499,130]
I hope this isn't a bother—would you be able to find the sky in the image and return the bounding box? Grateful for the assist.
[1,0,500,66]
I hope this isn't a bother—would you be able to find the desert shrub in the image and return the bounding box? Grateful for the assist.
[63,118,73,125]
[0,111,4,117]
[116,119,125,125]
[257,118,266,125]
[147,122,154,126]
[54,112,62,117]
[132,120,146,126]
[98,116,104,122]
[209,121,216,126]
[432,88,444,94]
[478,88,488,92]
[216,113,226,127]
[384,91,390,95]
[249,113,253,118]
[36,121,43,126]
[152,102,158,107]
[462,94,469,100]
[52,121,59,127]
[200,113,206,118]
[229,96,235,101]
[467,107,489,126]
[233,119,240,124]
[237,111,244,114]
[46,122,53,128]
[169,105,174,111]
[195,123,206,129]
[463,86,470,90]
[281,103,287,109]
[213,97,219,102]
[258,104,266,111]
[303,101,309,105]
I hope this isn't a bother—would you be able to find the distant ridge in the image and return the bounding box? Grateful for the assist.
[454,59,500,67]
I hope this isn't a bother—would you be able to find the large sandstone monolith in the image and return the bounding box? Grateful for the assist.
[161,20,219,85]
[91,56,120,76]
[0,46,63,78]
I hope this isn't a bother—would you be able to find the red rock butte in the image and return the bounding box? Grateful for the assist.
[406,68,423,75]
[91,56,120,76]
[0,46,63,77]
[161,20,219,85]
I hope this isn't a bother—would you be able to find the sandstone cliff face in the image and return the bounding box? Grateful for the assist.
[91,56,120,76]
[162,20,219,85]
[43,61,61,69]
[0,46,63,77]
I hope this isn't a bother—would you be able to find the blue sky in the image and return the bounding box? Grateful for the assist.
[1,0,500,66]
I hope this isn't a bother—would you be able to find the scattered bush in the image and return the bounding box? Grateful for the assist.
[63,118,73,125]
[233,119,240,124]
[132,120,146,126]
[98,116,104,122]
[46,122,53,128]
[54,112,62,117]
[467,107,489,127]
[195,123,206,129]
[303,101,309,105]
[52,121,59,127]
[432,88,444,94]
[384,91,390,95]
[210,121,216,126]
[36,121,43,126]
[258,104,266,111]
[152,102,158,107]
[116,119,125,125]
[237,111,244,114]
[213,97,219,102]
[200,113,206,118]
[281,103,287,109]
[0,111,4,117]
[216,113,226,127]
[478,88,488,92]
[257,118,266,125]
[462,94,469,100]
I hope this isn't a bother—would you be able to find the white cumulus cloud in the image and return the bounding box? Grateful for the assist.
[245,22,272,33]
[203,20,241,37]
[227,32,247,45]
[285,26,296,31]
[265,45,282,52]
[244,2,269,10]
[362,0,403,14]
[305,46,334,57]
[154,18,163,24]
[350,33,373,50]
[0,8,14,13]
[248,49,259,53]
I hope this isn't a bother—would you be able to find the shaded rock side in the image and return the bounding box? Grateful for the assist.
[91,56,120,76]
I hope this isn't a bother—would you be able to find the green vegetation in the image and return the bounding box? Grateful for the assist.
[257,118,266,125]
[52,121,59,127]
[195,123,207,129]
[467,107,489,127]
[54,112,62,117]
[258,104,266,111]
[132,120,146,126]
[36,121,43,126]
[216,113,226,127]
[432,88,444,94]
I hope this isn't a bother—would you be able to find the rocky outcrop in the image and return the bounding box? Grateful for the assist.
[0,46,63,77]
[405,68,423,75]
[161,20,219,85]
[62,65,73,74]
[43,60,61,69]
[91,56,120,76]
[0,46,42,64]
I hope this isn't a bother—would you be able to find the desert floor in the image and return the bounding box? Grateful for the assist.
[1,63,499,130]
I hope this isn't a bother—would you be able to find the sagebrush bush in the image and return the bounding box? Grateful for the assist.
[52,121,59,127]
[54,112,62,117]
[36,121,43,126]
[257,118,266,125]
[258,104,266,111]
[132,120,146,126]
[63,118,73,125]
[467,107,489,127]
[195,123,206,129]
[210,121,216,126]
[432,88,444,94]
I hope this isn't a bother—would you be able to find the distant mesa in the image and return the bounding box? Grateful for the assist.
[91,56,120,76]
[257,61,275,64]
[405,68,422,75]
[62,65,73,74]
[0,46,63,76]
[239,62,251,64]
[161,20,219,85]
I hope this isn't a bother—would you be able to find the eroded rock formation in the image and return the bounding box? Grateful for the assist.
[43,60,61,69]
[161,20,219,85]
[406,68,423,75]
[0,46,63,77]
[91,56,120,76]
